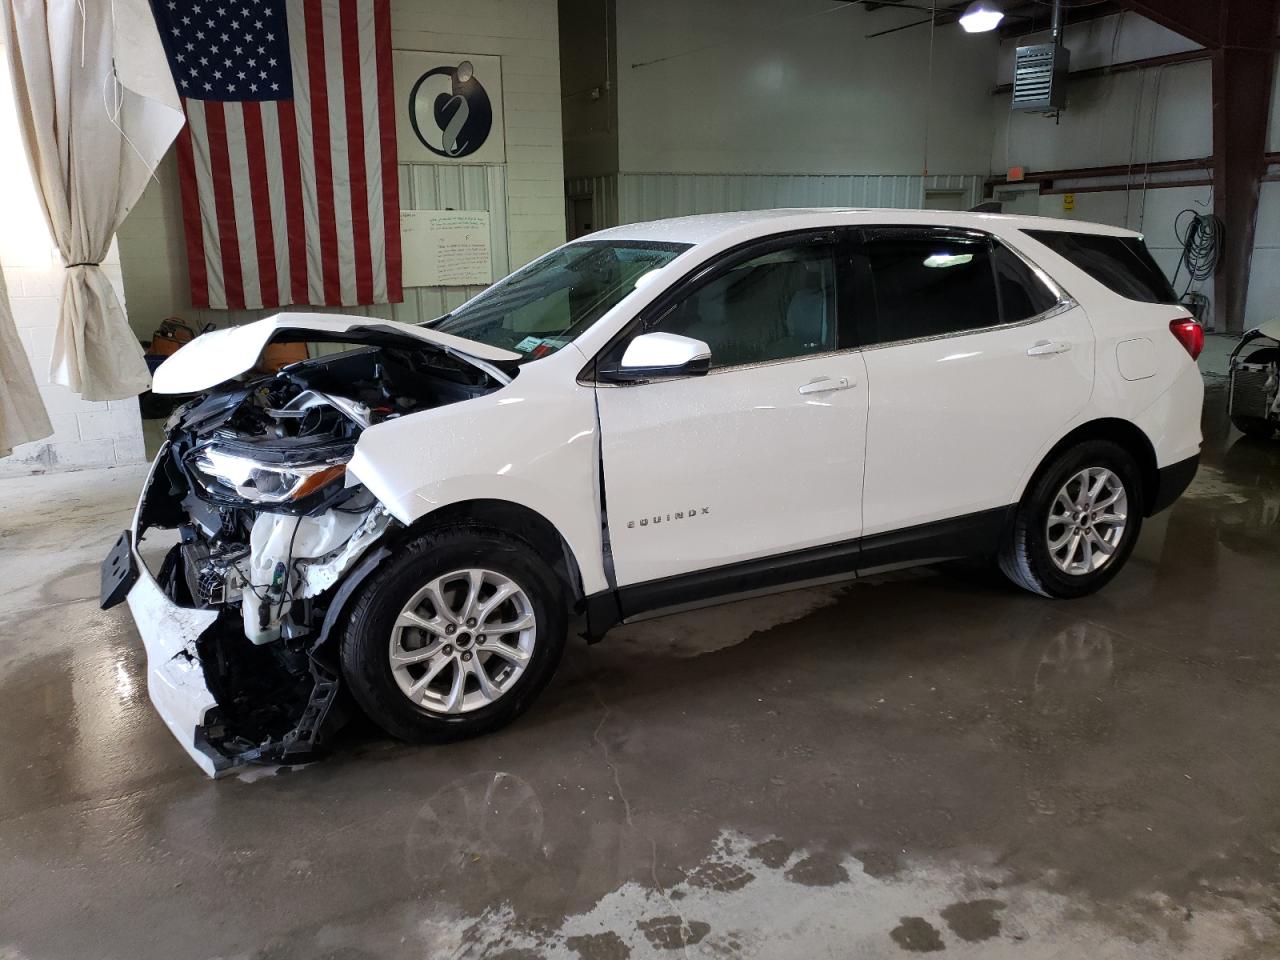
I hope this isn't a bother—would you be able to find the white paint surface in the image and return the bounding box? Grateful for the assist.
[150,312,520,394]
[599,349,869,585]
[1116,338,1157,381]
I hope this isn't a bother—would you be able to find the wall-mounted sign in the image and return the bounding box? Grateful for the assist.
[1062,193,1075,212]
[394,51,505,164]
[400,210,493,287]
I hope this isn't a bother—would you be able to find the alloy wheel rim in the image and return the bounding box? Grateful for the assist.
[1045,466,1129,576]
[389,568,537,714]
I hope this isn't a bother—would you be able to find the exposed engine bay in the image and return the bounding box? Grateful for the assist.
[131,341,504,767]
[1228,321,1280,435]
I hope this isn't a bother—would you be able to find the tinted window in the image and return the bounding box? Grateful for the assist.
[433,240,688,360]
[865,231,998,342]
[652,241,837,368]
[992,241,1059,322]
[1022,229,1177,304]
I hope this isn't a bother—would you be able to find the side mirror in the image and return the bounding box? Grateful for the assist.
[599,332,712,384]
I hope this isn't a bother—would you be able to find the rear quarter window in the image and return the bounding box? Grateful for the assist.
[992,241,1059,321]
[1022,229,1178,304]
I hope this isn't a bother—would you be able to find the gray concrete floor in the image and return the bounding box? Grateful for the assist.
[3,350,1279,959]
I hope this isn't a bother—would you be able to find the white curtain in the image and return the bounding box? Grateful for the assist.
[0,0,183,401]
[0,261,52,457]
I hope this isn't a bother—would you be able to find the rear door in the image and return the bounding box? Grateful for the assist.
[857,226,1094,538]
[593,231,870,590]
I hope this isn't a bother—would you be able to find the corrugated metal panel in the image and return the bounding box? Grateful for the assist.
[610,172,985,224]
[565,175,619,235]
[401,163,507,322]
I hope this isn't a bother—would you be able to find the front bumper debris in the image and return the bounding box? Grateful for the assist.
[100,530,139,610]
[124,551,231,777]
[105,526,344,778]
[100,447,351,778]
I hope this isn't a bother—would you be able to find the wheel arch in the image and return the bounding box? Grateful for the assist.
[1018,418,1159,514]
[401,498,588,606]
[314,498,587,655]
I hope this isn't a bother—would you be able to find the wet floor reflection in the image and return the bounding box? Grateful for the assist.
[1,377,1279,958]
[1019,619,1116,715]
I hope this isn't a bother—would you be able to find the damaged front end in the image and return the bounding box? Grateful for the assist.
[102,317,513,775]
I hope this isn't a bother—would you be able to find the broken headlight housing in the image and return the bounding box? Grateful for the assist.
[190,446,349,506]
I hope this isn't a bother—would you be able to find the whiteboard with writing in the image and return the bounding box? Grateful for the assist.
[400,210,493,288]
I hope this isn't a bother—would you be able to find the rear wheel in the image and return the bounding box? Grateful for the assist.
[340,524,567,744]
[999,440,1144,598]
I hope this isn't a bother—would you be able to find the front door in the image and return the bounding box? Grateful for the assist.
[594,232,869,590]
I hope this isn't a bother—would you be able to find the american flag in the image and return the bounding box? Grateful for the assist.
[150,0,402,310]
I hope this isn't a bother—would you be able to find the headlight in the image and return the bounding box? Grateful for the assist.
[191,446,348,505]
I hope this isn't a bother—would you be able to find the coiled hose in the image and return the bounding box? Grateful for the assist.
[1172,209,1223,298]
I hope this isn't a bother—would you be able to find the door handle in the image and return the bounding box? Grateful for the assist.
[1027,339,1072,357]
[797,376,853,395]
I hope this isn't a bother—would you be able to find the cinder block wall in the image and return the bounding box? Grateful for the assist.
[0,42,147,477]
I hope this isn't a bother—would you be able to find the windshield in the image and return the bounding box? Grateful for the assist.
[431,239,689,359]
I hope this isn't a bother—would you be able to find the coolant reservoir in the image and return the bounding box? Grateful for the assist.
[241,509,368,644]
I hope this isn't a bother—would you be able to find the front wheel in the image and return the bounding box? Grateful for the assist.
[999,440,1144,599]
[340,524,567,744]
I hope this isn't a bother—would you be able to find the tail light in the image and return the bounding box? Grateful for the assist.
[1169,318,1204,360]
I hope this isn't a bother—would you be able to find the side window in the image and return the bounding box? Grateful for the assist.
[864,231,999,343]
[992,241,1060,322]
[1022,229,1178,304]
[650,241,837,368]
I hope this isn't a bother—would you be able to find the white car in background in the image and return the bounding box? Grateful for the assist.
[101,209,1204,776]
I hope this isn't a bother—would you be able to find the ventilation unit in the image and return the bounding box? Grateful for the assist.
[1012,42,1069,113]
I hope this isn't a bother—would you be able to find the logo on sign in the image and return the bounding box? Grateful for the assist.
[408,59,493,159]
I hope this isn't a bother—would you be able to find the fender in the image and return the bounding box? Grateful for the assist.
[346,352,610,595]
[312,543,393,651]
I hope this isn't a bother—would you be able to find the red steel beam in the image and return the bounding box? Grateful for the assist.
[1115,1,1279,331]
[990,49,1211,96]
[1213,43,1274,332]
[984,156,1212,189]
[1115,1,1222,49]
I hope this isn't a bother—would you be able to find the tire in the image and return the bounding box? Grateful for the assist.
[999,440,1144,599]
[1231,415,1276,440]
[340,523,567,744]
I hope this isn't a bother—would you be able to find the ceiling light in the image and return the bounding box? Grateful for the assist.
[959,0,1003,33]
[923,253,974,268]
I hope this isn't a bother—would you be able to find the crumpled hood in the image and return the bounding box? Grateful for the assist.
[151,313,521,394]
[1257,317,1280,341]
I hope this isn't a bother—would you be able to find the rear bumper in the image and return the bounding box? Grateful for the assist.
[1148,453,1199,516]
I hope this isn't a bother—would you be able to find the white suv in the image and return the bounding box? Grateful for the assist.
[101,209,1204,775]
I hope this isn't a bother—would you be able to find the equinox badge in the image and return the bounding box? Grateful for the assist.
[627,507,710,529]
